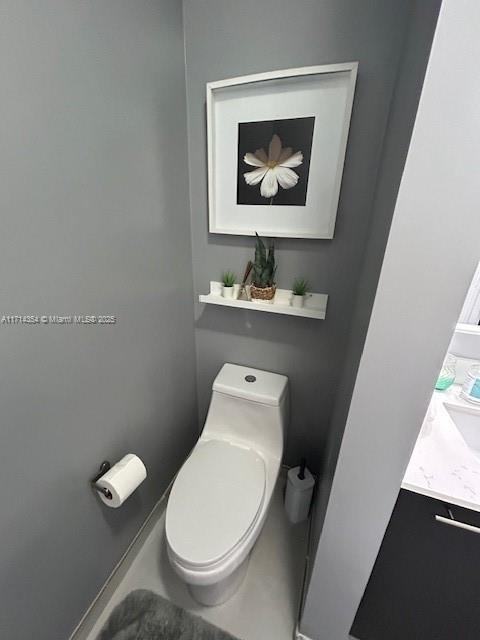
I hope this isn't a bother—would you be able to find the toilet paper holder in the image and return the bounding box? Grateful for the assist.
[91,461,113,500]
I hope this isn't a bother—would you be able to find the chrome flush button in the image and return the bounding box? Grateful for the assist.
[245,375,256,383]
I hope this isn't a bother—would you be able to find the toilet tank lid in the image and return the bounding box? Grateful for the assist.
[212,363,288,406]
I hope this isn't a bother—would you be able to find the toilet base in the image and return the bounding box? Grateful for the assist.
[187,555,249,606]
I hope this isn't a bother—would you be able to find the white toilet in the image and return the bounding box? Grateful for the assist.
[165,363,289,606]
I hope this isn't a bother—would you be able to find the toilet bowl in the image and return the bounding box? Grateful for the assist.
[165,363,289,606]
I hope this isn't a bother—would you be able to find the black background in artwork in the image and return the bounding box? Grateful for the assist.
[236,116,315,206]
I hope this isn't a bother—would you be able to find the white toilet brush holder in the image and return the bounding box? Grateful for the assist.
[284,459,315,523]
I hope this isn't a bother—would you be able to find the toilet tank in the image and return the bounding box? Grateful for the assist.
[201,364,289,460]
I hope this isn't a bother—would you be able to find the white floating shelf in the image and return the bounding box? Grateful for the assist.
[199,282,328,320]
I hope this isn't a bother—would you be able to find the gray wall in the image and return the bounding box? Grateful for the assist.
[0,2,196,638]
[301,0,480,637]
[308,0,441,558]
[183,0,416,468]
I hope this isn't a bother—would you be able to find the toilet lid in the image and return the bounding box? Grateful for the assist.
[166,440,265,567]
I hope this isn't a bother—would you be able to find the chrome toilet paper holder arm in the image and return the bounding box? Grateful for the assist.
[91,461,113,500]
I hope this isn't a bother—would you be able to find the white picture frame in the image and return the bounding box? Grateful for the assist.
[207,63,358,239]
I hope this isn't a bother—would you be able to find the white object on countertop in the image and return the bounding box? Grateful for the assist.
[451,356,480,385]
[285,465,315,523]
[449,324,480,360]
[461,364,480,404]
[96,454,147,508]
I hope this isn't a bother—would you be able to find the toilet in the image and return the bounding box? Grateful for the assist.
[165,363,289,606]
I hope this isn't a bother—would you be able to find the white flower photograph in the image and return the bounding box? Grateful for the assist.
[237,117,315,206]
[207,64,358,237]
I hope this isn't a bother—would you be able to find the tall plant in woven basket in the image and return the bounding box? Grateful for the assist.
[250,233,276,301]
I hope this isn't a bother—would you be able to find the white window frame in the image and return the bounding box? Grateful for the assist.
[458,261,480,325]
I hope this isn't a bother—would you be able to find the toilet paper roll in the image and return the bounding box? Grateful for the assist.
[284,465,315,524]
[96,454,147,508]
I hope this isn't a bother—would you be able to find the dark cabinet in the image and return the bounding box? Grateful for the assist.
[351,489,480,640]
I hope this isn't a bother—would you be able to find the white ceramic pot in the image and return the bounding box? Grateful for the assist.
[291,294,305,308]
[222,285,234,298]
[233,284,241,299]
[210,281,223,297]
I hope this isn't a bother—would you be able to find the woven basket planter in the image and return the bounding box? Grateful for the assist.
[250,284,276,301]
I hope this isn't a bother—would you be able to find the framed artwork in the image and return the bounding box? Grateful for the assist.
[206,63,358,239]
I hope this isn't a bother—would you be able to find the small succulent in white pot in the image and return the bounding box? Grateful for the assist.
[291,278,309,308]
[221,271,236,298]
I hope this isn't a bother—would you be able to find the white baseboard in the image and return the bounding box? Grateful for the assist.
[295,626,357,640]
[295,626,314,640]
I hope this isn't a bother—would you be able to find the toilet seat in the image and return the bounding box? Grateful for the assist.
[166,439,266,570]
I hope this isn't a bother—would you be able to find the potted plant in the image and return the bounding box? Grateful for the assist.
[250,233,276,301]
[221,271,236,298]
[291,277,309,308]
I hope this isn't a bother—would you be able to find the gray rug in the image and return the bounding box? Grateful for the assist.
[98,589,240,640]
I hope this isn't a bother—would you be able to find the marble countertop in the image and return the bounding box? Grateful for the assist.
[402,385,480,512]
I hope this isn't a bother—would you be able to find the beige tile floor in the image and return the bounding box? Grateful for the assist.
[80,475,309,640]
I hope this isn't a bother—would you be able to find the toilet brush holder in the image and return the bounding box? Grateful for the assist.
[284,459,315,523]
